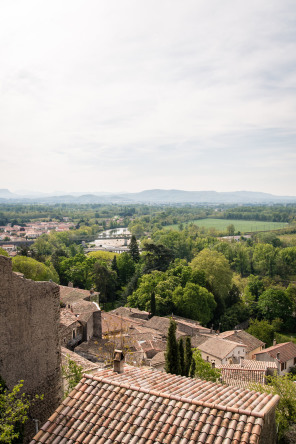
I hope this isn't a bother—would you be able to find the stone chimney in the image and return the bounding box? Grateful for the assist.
[113,350,125,373]
[68,281,73,288]
[273,339,277,346]
[234,329,238,336]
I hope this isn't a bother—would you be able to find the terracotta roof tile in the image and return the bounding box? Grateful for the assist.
[254,341,296,363]
[31,365,278,444]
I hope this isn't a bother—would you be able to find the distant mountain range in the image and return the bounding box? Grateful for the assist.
[1,188,296,204]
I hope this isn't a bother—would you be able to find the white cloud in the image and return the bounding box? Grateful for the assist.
[0,0,295,194]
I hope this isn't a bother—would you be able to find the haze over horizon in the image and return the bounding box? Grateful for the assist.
[1,1,295,195]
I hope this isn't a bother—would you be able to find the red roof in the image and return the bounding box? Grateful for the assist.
[254,342,296,363]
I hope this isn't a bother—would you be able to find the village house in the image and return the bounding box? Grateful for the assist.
[218,359,278,389]
[59,285,102,342]
[60,308,84,349]
[220,329,265,359]
[30,356,280,444]
[254,341,296,375]
[195,335,247,366]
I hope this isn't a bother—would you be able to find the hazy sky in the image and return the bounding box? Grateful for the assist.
[1,1,296,195]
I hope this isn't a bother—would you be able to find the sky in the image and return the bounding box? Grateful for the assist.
[0,0,296,195]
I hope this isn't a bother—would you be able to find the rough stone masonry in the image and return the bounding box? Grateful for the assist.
[0,255,62,440]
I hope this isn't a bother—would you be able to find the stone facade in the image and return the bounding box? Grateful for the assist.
[0,255,62,441]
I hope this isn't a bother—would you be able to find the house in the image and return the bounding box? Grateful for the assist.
[196,336,246,366]
[149,350,166,370]
[59,285,102,342]
[60,308,84,349]
[171,314,211,335]
[30,358,280,444]
[69,300,102,341]
[112,306,149,320]
[219,329,265,359]
[218,359,278,389]
[59,285,99,304]
[254,341,296,375]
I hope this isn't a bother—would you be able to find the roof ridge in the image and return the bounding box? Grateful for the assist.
[83,372,269,419]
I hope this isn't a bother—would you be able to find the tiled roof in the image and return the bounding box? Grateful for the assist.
[60,308,81,328]
[217,360,277,389]
[93,365,277,412]
[144,316,186,339]
[75,337,145,367]
[112,307,149,320]
[59,285,98,304]
[197,337,246,361]
[171,315,211,334]
[219,331,265,354]
[61,347,103,374]
[102,312,143,335]
[254,342,296,363]
[237,360,277,371]
[30,366,279,444]
[150,351,166,367]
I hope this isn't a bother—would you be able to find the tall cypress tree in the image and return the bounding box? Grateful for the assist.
[129,235,140,262]
[178,338,185,376]
[165,319,181,375]
[111,255,119,274]
[190,357,196,378]
[184,337,193,377]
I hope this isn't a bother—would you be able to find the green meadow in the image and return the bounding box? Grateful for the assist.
[166,218,288,233]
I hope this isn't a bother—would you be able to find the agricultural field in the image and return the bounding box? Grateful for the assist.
[166,218,288,233]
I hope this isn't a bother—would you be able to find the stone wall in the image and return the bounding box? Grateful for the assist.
[0,256,62,440]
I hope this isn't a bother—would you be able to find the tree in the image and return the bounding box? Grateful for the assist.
[191,249,233,300]
[178,339,185,376]
[0,248,9,257]
[150,291,156,317]
[0,378,41,444]
[12,256,59,283]
[190,249,233,318]
[172,283,216,325]
[165,319,181,375]
[247,319,275,347]
[116,253,135,285]
[258,288,293,323]
[129,235,140,262]
[250,374,296,443]
[129,223,145,239]
[191,349,221,382]
[184,337,193,377]
[62,356,83,398]
[92,263,118,303]
[142,241,174,273]
[252,243,277,277]
[227,224,235,236]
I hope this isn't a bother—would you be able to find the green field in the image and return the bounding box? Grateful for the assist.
[166,219,288,233]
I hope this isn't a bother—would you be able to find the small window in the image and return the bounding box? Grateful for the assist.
[281,362,287,371]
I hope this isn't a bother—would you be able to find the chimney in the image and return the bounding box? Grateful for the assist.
[90,288,94,295]
[273,339,276,346]
[113,349,125,373]
[68,281,73,288]
[234,329,238,336]
[276,352,280,361]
